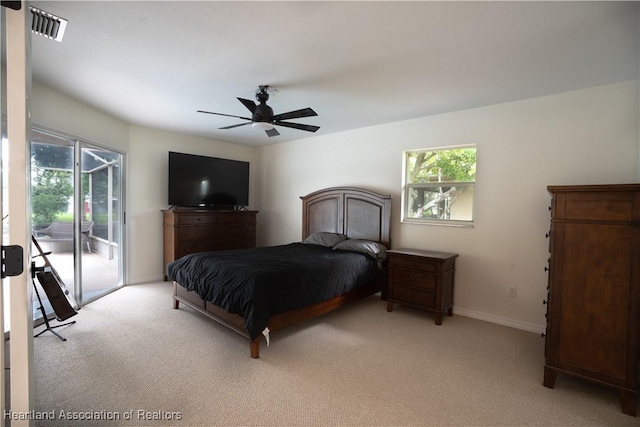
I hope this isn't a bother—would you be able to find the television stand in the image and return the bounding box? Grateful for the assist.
[162,208,258,280]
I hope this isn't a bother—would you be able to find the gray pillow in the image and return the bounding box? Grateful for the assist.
[302,232,347,248]
[333,239,387,260]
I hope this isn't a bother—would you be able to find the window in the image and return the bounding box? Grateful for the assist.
[402,145,476,226]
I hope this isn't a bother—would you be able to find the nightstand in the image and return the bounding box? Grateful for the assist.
[386,248,458,325]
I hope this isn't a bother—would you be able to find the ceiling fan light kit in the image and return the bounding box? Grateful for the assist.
[251,121,274,131]
[198,85,320,138]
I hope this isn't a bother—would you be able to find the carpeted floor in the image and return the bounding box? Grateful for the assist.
[30,282,638,426]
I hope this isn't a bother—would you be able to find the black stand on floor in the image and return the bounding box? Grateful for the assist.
[32,277,76,341]
[31,238,79,342]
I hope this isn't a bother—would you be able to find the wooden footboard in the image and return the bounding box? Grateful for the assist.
[172,278,382,358]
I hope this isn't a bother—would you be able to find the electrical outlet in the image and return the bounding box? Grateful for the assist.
[508,286,517,297]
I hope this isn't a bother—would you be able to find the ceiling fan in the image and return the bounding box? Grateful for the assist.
[197,85,320,137]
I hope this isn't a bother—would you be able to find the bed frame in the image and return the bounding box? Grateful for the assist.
[172,186,392,358]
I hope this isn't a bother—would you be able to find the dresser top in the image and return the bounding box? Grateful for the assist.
[162,207,258,214]
[388,248,458,260]
[548,183,640,193]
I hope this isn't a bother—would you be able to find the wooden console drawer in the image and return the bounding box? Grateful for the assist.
[386,248,458,325]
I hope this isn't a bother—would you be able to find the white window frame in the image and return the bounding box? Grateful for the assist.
[401,144,476,227]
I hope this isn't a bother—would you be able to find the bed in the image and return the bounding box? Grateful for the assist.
[168,186,392,358]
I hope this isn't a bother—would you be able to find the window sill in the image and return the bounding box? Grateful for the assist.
[401,218,474,228]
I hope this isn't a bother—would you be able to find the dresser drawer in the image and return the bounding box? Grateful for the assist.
[216,213,257,224]
[392,269,436,290]
[391,256,438,273]
[176,226,218,240]
[391,285,435,308]
[177,240,218,256]
[220,238,255,251]
[175,224,255,240]
[553,191,636,222]
[174,214,219,225]
[171,212,257,225]
[219,224,256,238]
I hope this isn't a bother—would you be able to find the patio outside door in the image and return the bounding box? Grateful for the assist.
[31,130,123,318]
[79,143,123,304]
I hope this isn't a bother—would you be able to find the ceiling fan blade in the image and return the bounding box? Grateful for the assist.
[237,98,257,113]
[197,110,252,121]
[265,128,280,137]
[272,107,318,121]
[275,121,320,133]
[219,122,251,130]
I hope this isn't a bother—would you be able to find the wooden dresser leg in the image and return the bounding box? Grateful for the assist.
[386,301,394,312]
[434,312,443,325]
[250,338,260,359]
[172,298,179,309]
[620,391,637,416]
[543,366,557,388]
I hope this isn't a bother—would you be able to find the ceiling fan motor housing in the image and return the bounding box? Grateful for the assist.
[253,103,274,123]
[254,87,273,123]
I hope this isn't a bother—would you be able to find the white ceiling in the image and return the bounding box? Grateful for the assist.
[29,1,639,147]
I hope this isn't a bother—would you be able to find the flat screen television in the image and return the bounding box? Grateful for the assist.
[168,151,249,208]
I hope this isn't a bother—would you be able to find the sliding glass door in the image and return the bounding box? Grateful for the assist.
[31,129,123,319]
[79,144,122,303]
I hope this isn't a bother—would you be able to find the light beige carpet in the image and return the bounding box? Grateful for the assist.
[29,282,638,426]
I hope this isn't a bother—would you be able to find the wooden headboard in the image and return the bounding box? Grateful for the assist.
[301,187,392,248]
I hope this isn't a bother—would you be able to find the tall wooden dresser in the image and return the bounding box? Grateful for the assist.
[162,208,257,279]
[544,184,639,416]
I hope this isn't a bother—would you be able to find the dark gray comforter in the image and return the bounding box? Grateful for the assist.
[166,243,379,340]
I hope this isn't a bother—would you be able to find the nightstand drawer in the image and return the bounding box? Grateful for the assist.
[391,285,435,308]
[393,269,436,290]
[391,256,438,273]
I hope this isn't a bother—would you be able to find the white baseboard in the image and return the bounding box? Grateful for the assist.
[128,274,165,285]
[454,306,546,335]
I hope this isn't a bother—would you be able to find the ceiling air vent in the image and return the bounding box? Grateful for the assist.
[30,6,67,42]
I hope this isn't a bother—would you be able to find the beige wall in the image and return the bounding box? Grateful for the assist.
[126,126,258,283]
[257,80,640,333]
[31,81,129,152]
